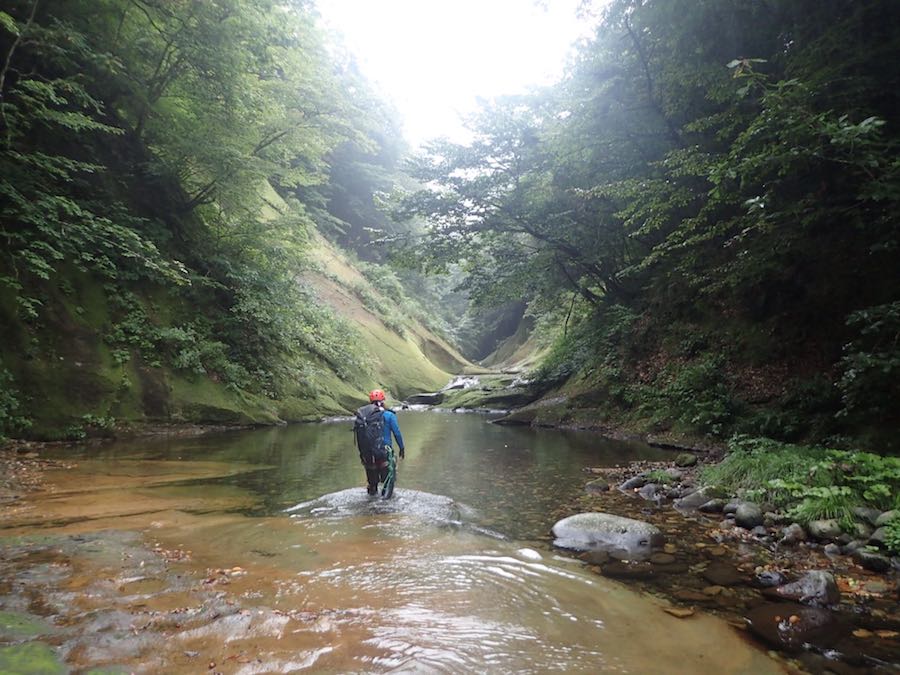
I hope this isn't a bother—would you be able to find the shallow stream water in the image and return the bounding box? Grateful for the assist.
[0,411,787,673]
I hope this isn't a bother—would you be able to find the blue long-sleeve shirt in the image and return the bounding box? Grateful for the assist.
[382,409,404,450]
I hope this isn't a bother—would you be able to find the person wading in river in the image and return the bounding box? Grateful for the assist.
[354,389,405,499]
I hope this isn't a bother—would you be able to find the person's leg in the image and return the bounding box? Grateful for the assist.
[380,449,396,498]
[365,466,379,495]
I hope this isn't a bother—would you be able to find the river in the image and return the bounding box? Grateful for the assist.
[0,411,787,673]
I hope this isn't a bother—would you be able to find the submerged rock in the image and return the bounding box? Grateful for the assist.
[285,488,473,526]
[745,603,844,652]
[600,561,655,579]
[551,512,664,561]
[585,479,610,494]
[702,561,745,587]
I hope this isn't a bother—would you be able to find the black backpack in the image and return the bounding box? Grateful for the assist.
[354,403,387,465]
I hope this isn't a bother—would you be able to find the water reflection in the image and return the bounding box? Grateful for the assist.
[53,412,668,540]
[5,414,790,674]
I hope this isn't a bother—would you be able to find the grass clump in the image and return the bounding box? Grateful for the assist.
[701,435,900,539]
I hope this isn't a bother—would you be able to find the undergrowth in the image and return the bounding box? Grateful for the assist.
[701,435,900,552]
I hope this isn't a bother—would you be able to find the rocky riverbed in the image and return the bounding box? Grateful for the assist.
[552,454,900,674]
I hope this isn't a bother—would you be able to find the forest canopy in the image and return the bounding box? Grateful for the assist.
[398,0,900,447]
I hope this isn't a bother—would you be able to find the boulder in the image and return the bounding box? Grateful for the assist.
[405,392,444,405]
[745,603,844,652]
[665,468,684,481]
[766,570,840,607]
[874,510,898,528]
[847,521,873,540]
[753,570,788,588]
[674,453,698,467]
[852,507,883,526]
[637,483,661,501]
[551,512,664,561]
[869,527,888,548]
[673,487,715,511]
[734,503,764,529]
[779,523,807,546]
[807,519,842,541]
[823,543,842,558]
[619,475,647,491]
[852,548,891,573]
[698,499,726,513]
[585,479,610,494]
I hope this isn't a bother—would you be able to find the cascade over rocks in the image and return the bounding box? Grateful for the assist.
[551,512,664,561]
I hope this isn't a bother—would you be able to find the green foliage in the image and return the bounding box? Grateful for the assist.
[644,469,674,485]
[646,355,736,437]
[702,436,900,530]
[838,301,900,425]
[0,0,411,432]
[398,0,900,444]
[0,364,30,439]
[884,517,900,556]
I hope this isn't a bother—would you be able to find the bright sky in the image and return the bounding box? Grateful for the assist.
[315,0,592,146]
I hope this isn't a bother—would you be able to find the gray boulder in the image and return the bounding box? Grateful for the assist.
[852,507,883,526]
[551,512,664,561]
[780,523,807,546]
[874,510,898,528]
[619,475,647,491]
[869,527,888,548]
[734,503,764,529]
[853,548,891,573]
[767,570,841,607]
[807,519,842,541]
[848,521,873,540]
[673,487,715,511]
[698,499,726,513]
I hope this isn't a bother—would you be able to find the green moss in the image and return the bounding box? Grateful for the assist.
[168,373,280,425]
[0,612,55,639]
[0,642,65,675]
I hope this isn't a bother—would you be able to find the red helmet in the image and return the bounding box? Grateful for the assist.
[369,389,386,403]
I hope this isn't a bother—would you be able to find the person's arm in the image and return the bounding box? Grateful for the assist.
[389,412,405,458]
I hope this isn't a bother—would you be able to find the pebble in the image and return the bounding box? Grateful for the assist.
[649,553,676,565]
[663,607,695,618]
